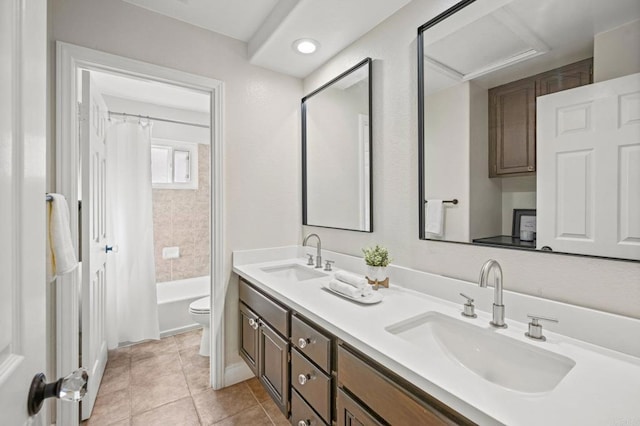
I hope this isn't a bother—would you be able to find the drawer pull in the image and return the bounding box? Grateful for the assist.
[248,318,259,330]
[297,337,311,349]
[298,373,315,386]
[297,421,310,426]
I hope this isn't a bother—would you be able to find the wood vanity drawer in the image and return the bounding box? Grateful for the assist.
[291,389,328,426]
[239,278,289,337]
[291,314,331,372]
[338,345,473,426]
[292,348,332,423]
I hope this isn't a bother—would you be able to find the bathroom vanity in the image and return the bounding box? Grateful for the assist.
[233,246,640,425]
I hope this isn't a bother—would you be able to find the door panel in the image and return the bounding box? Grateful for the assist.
[258,322,289,415]
[537,73,640,259]
[0,0,47,423]
[80,70,109,419]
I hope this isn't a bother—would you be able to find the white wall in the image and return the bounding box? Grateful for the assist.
[424,82,469,241]
[303,0,640,319]
[501,176,536,235]
[594,19,640,83]
[50,0,302,370]
[468,81,501,240]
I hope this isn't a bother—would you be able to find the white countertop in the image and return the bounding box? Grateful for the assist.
[233,246,640,425]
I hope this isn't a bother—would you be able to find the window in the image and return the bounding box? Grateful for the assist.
[150,139,198,189]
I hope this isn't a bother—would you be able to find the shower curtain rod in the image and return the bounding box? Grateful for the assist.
[108,111,210,129]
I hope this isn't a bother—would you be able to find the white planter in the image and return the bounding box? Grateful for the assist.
[366,266,388,282]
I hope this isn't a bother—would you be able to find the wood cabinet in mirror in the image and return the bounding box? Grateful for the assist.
[417,0,640,261]
[303,58,373,232]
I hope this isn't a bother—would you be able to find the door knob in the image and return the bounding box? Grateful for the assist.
[28,368,88,416]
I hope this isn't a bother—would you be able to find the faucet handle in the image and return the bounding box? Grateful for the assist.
[306,254,315,266]
[323,260,335,271]
[459,293,477,318]
[525,314,558,341]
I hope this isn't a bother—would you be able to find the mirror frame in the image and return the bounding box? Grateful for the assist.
[302,57,373,232]
[416,0,637,262]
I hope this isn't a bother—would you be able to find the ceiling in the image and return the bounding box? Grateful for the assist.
[121,0,412,78]
[91,70,211,112]
[423,0,640,95]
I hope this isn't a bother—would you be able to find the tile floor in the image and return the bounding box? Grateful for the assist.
[83,329,289,426]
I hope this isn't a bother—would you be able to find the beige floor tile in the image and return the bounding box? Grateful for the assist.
[183,362,211,396]
[97,364,130,398]
[130,370,190,415]
[107,420,131,426]
[131,397,201,426]
[174,329,203,350]
[130,351,183,382]
[212,405,273,426]
[179,345,209,369]
[260,398,289,426]
[85,388,131,425]
[245,377,270,403]
[107,347,131,369]
[192,382,259,425]
[130,336,178,361]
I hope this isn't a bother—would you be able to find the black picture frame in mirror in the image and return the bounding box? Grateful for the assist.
[302,57,373,232]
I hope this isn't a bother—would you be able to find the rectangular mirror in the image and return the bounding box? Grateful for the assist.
[303,57,373,232]
[418,0,640,261]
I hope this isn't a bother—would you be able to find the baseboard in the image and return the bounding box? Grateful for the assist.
[159,323,201,338]
[223,361,254,387]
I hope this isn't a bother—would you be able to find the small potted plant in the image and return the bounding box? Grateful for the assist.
[362,245,391,288]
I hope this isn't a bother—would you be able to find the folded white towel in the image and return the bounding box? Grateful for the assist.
[48,194,79,281]
[329,279,371,298]
[334,270,368,288]
[425,200,444,236]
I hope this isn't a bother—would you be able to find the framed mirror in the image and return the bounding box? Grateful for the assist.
[303,57,373,232]
[418,0,640,261]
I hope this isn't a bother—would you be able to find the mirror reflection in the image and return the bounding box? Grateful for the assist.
[303,58,372,232]
[419,0,640,260]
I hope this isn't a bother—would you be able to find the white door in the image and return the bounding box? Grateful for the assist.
[0,0,47,424]
[80,70,109,419]
[537,73,640,259]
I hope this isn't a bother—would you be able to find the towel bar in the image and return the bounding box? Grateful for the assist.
[424,199,458,205]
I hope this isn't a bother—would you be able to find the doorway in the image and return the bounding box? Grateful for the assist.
[57,42,225,425]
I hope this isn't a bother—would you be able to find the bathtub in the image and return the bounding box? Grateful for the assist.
[157,276,210,337]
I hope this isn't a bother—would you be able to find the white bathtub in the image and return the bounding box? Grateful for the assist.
[157,276,209,337]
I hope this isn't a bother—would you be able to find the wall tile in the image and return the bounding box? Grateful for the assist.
[152,144,210,282]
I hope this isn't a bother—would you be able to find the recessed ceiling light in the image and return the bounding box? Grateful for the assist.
[293,38,319,54]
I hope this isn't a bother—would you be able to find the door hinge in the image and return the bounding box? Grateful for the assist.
[287,352,291,362]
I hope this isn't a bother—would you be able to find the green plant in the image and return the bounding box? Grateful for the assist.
[362,245,392,267]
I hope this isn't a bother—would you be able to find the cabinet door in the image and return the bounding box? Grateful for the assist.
[337,389,382,426]
[239,303,259,374]
[258,320,290,415]
[489,78,536,177]
[536,58,592,97]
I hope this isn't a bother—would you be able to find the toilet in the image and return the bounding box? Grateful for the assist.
[188,296,211,356]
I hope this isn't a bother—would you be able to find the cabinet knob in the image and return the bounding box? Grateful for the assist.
[297,337,310,349]
[298,421,310,426]
[248,318,259,330]
[527,166,534,172]
[298,373,315,386]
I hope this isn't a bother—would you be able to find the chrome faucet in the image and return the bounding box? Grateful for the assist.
[478,259,507,328]
[302,233,322,268]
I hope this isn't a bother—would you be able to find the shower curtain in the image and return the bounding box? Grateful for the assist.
[106,120,159,349]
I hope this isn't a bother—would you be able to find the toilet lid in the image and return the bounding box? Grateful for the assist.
[189,296,210,313]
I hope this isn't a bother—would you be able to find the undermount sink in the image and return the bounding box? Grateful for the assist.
[260,264,327,282]
[386,312,575,394]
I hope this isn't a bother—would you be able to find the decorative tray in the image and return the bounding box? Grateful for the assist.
[322,282,383,304]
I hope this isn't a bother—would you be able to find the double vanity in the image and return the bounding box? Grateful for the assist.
[234,245,640,425]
